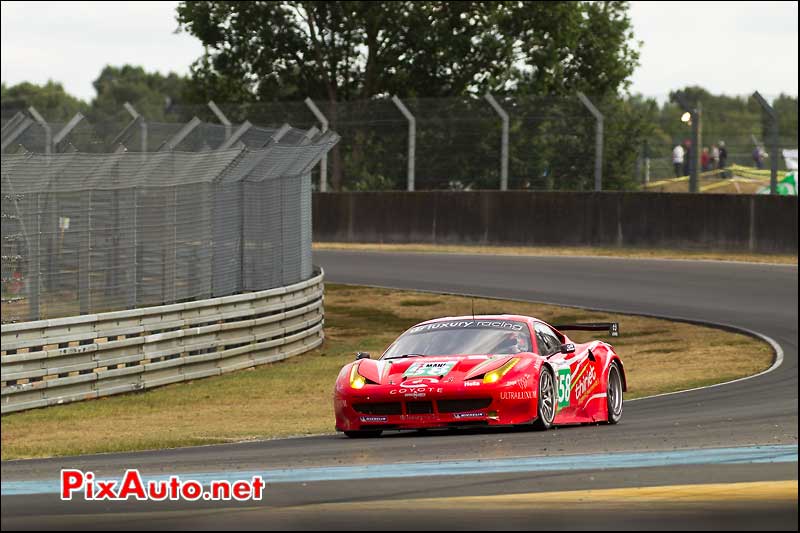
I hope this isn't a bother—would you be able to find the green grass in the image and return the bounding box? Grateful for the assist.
[0,284,773,460]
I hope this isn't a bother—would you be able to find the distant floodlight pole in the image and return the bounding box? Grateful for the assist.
[752,91,779,195]
[577,92,604,191]
[304,97,329,192]
[27,106,51,155]
[675,93,701,193]
[124,102,147,152]
[208,100,232,141]
[484,93,509,191]
[392,95,416,191]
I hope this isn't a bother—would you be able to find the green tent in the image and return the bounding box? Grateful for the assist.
[757,171,797,195]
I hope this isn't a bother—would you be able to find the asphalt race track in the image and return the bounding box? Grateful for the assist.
[2,251,797,530]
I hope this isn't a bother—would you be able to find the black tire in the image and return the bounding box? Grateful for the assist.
[532,367,556,431]
[344,430,383,438]
[606,361,624,424]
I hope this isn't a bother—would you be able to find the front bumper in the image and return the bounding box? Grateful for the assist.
[334,385,538,432]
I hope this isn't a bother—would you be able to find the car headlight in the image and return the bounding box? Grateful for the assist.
[350,363,367,389]
[483,358,520,384]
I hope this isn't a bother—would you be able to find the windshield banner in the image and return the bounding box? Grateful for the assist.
[408,320,525,334]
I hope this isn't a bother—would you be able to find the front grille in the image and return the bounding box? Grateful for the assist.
[353,402,402,415]
[406,401,434,414]
[437,398,493,413]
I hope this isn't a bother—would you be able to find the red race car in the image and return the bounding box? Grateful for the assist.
[334,315,626,437]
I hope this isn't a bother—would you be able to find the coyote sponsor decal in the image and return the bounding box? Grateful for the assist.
[404,361,457,378]
[390,387,444,395]
[556,367,572,410]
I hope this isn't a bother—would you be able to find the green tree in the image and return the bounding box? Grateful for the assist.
[176,1,641,190]
[88,65,192,123]
[1,80,88,121]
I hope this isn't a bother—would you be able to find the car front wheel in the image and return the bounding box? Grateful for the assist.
[532,367,556,430]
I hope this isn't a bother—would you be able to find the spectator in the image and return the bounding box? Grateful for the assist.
[683,140,692,176]
[718,141,728,169]
[711,144,720,170]
[753,146,766,169]
[672,143,685,177]
[701,147,710,172]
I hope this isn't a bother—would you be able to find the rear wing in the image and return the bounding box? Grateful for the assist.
[554,322,619,337]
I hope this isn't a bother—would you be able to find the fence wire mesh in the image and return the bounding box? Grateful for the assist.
[1,127,337,324]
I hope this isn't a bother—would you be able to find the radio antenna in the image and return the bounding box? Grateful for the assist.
[472,297,475,320]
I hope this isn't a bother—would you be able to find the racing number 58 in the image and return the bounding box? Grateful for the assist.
[557,368,571,409]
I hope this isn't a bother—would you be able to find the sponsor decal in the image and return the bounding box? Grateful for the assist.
[516,373,531,390]
[500,391,534,400]
[402,377,440,386]
[360,416,388,423]
[573,365,598,403]
[404,361,457,378]
[404,392,427,399]
[464,381,481,387]
[556,368,572,410]
[408,320,525,334]
[453,412,485,419]
[390,387,443,395]
[401,414,434,422]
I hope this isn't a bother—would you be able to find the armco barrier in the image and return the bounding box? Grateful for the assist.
[0,270,324,414]
[313,192,798,253]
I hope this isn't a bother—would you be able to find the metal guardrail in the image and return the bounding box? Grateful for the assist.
[0,270,325,414]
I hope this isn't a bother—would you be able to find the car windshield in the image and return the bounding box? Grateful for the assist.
[382,319,532,358]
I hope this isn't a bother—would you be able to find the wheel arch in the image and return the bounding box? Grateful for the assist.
[610,355,627,392]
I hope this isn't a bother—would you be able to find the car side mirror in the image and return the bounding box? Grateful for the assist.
[355,351,371,360]
[560,343,575,354]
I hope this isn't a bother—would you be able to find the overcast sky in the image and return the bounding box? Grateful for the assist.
[1,1,797,102]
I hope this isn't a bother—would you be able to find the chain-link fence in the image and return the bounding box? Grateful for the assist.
[1,124,337,324]
[4,95,796,194]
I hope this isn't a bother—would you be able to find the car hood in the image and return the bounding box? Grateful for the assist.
[356,354,519,385]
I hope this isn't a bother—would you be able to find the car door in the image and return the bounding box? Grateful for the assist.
[536,322,596,423]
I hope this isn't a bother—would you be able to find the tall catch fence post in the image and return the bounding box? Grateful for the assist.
[752,91,779,195]
[675,93,702,193]
[577,92,604,191]
[208,100,232,142]
[392,96,416,192]
[53,113,85,153]
[1,113,34,153]
[484,93,509,191]
[123,102,147,153]
[27,107,51,155]
[304,98,329,192]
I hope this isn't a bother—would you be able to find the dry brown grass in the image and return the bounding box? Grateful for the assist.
[313,242,797,265]
[0,284,773,460]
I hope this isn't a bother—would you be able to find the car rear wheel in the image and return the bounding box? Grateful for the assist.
[344,430,383,438]
[606,362,623,424]
[532,367,556,430]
